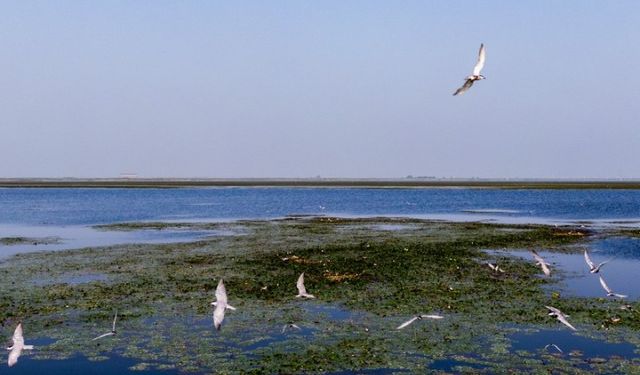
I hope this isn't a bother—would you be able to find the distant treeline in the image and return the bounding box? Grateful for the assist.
[1,179,640,189]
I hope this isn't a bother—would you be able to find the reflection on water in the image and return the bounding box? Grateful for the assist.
[510,328,637,359]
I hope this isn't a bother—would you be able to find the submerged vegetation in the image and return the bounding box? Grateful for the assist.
[0,236,61,246]
[0,217,638,373]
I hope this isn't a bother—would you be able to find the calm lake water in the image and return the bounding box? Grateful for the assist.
[1,187,640,226]
[2,187,640,256]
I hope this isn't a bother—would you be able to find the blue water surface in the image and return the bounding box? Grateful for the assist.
[1,187,640,226]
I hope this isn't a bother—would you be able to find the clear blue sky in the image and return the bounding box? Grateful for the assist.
[1,1,638,178]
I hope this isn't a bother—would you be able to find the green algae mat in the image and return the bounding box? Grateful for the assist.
[1,217,639,373]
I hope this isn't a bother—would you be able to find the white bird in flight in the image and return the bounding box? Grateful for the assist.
[211,279,236,331]
[396,314,444,330]
[487,262,505,273]
[544,343,563,353]
[453,43,486,96]
[584,250,611,274]
[7,323,34,367]
[281,323,302,334]
[545,305,576,331]
[92,310,118,341]
[295,272,315,299]
[599,275,627,299]
[531,250,551,276]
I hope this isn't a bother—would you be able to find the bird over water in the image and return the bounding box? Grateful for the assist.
[295,272,315,299]
[211,279,236,331]
[7,323,34,367]
[92,310,118,341]
[396,314,444,330]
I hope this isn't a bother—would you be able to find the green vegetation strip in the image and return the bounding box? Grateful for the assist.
[0,218,638,373]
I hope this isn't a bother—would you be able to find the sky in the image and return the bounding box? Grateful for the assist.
[1,1,639,179]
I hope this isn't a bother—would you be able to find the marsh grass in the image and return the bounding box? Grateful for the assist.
[0,217,638,373]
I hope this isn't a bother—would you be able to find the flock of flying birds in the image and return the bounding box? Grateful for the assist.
[488,248,629,334]
[2,44,634,367]
[7,247,630,366]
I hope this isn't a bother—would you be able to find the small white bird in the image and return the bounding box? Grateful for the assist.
[92,310,118,341]
[295,273,315,299]
[544,343,563,353]
[211,279,236,331]
[584,250,611,274]
[7,323,34,367]
[531,250,551,276]
[487,262,505,273]
[281,323,302,334]
[453,43,486,96]
[545,306,576,331]
[396,314,444,330]
[599,276,627,299]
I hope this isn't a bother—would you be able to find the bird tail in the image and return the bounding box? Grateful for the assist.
[23,345,34,350]
[226,304,236,310]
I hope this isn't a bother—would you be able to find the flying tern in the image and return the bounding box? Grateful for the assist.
[211,279,236,330]
[544,343,563,353]
[92,310,118,341]
[7,323,33,367]
[531,250,551,276]
[545,306,576,331]
[487,262,505,273]
[453,43,486,96]
[599,276,627,299]
[281,323,302,334]
[584,250,610,274]
[295,273,315,299]
[396,314,444,330]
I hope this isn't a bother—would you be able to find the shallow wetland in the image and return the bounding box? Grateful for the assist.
[1,216,639,373]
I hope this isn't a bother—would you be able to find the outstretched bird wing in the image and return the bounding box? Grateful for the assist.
[584,250,595,269]
[12,323,25,347]
[215,279,228,305]
[453,79,474,96]
[545,305,562,315]
[112,310,118,332]
[7,346,22,367]
[92,332,115,341]
[296,273,307,295]
[599,276,613,294]
[420,314,444,320]
[472,43,486,76]
[556,315,577,331]
[396,316,419,330]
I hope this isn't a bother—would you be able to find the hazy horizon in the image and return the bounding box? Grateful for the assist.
[1,2,639,179]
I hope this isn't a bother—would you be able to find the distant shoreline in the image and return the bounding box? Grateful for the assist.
[1,178,640,189]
